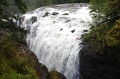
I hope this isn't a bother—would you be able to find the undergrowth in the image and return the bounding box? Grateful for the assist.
[0,34,39,79]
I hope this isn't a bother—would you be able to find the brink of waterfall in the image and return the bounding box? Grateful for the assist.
[21,3,92,79]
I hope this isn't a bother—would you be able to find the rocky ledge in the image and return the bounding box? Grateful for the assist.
[20,44,67,79]
[80,41,120,79]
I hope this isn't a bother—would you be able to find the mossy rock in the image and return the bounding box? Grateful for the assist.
[49,70,66,79]
[63,13,69,15]
[52,12,59,15]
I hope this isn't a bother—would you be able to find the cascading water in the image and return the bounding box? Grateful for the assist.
[21,3,92,79]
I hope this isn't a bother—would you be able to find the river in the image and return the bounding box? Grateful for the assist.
[21,3,92,79]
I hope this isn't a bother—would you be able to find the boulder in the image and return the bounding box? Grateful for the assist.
[52,12,59,15]
[71,29,75,33]
[83,30,88,32]
[49,70,67,79]
[43,12,49,17]
[63,13,69,15]
[60,28,63,31]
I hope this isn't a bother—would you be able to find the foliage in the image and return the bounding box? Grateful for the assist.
[49,70,66,79]
[0,35,39,79]
[104,0,120,20]
[23,0,90,11]
[89,0,106,23]
[106,19,120,47]
[0,0,27,42]
[84,19,120,49]
[75,0,90,3]
[90,0,120,23]
[83,22,113,48]
[83,19,120,67]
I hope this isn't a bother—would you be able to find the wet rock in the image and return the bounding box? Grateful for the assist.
[43,12,49,17]
[80,41,120,79]
[83,30,88,32]
[63,13,69,15]
[19,16,25,26]
[65,19,71,23]
[71,29,75,33]
[31,16,37,24]
[52,12,59,15]
[50,70,67,79]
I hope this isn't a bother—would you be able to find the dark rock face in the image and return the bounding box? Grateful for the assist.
[80,41,120,79]
[80,42,96,79]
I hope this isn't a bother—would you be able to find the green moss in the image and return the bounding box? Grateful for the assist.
[49,70,62,79]
[40,64,45,68]
[0,35,39,79]
[106,20,120,46]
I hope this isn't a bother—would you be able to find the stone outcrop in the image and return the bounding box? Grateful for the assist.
[50,70,67,79]
[43,12,49,17]
[80,41,120,79]
[52,12,59,15]
[20,44,67,79]
[63,13,69,15]
[0,28,66,79]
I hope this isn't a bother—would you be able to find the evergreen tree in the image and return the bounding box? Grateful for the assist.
[90,0,120,23]
[90,0,106,23]
[0,0,27,42]
[104,0,120,20]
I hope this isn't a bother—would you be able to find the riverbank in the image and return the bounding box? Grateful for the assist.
[0,29,66,79]
[80,20,120,79]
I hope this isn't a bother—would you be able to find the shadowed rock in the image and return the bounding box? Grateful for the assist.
[31,16,37,24]
[50,70,67,79]
[63,13,69,15]
[71,29,75,33]
[43,12,49,17]
[52,12,59,15]
[83,30,88,32]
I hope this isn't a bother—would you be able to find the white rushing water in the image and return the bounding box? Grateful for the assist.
[21,3,92,79]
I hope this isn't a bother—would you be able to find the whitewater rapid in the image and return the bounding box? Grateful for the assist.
[21,3,92,79]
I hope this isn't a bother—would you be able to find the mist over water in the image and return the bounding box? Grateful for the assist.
[21,3,92,79]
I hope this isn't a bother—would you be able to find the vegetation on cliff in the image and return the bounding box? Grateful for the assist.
[86,0,120,63]
[81,0,120,79]
[0,33,39,79]
[0,30,67,79]
[0,0,67,79]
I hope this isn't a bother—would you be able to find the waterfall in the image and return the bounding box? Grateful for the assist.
[21,3,92,79]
